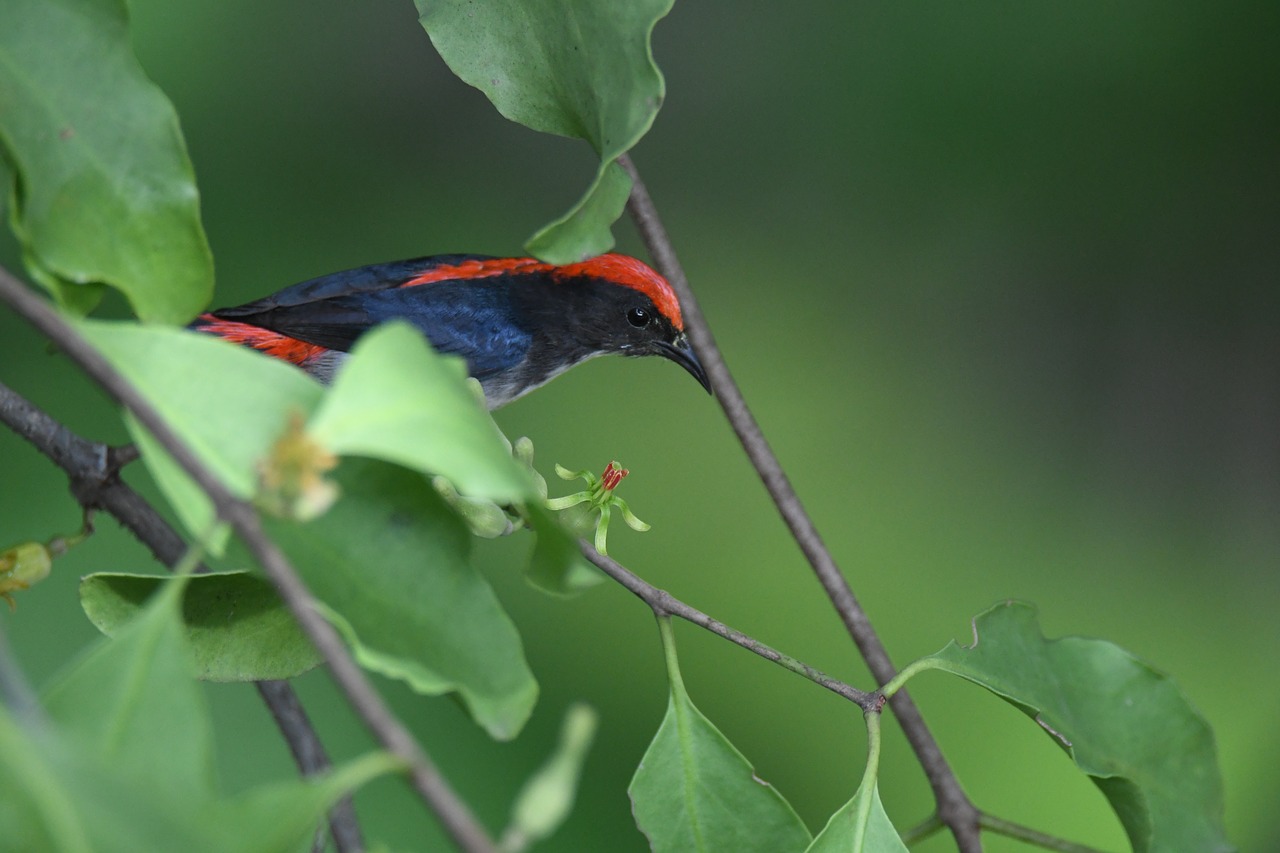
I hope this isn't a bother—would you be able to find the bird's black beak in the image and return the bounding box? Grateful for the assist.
[657,333,712,395]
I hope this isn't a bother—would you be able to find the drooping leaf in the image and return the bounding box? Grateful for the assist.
[79,572,321,682]
[630,619,811,852]
[416,0,672,261]
[920,601,1233,853]
[265,457,538,740]
[0,0,213,322]
[501,703,599,851]
[525,159,633,264]
[309,322,535,505]
[75,320,323,546]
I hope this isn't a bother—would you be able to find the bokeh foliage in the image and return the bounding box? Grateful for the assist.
[1,1,1275,850]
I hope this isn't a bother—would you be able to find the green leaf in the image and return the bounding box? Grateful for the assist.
[42,574,214,799]
[75,319,324,544]
[630,618,811,852]
[416,0,671,155]
[8,568,395,852]
[416,0,672,261]
[525,158,633,264]
[309,322,535,505]
[0,705,399,853]
[79,571,321,682]
[0,0,213,322]
[501,703,599,852]
[920,601,1233,853]
[266,457,538,740]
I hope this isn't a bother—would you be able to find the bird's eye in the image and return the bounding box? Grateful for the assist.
[627,306,651,328]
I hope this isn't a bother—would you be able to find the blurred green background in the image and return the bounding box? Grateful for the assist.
[2,2,1276,850]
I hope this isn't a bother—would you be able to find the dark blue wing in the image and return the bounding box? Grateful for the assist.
[213,254,498,315]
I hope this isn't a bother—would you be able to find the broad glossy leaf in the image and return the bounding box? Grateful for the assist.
[922,602,1233,853]
[309,321,535,504]
[0,0,213,321]
[266,457,538,740]
[79,572,321,682]
[416,0,671,156]
[76,320,323,543]
[42,575,213,798]
[630,621,811,852]
[416,0,672,261]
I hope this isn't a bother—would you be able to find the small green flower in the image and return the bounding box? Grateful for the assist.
[546,462,649,555]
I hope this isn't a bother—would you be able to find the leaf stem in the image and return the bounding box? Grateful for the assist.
[979,813,1114,853]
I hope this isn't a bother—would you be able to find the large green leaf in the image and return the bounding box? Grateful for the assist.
[75,319,324,544]
[920,602,1233,853]
[7,564,396,853]
[266,457,538,740]
[416,0,673,261]
[630,619,811,852]
[42,574,213,798]
[309,321,535,504]
[0,706,397,853]
[79,572,321,682]
[0,0,213,322]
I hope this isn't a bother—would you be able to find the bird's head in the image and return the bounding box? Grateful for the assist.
[517,254,711,396]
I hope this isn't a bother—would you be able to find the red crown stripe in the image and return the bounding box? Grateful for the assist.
[399,257,546,289]
[554,255,684,330]
[397,254,684,330]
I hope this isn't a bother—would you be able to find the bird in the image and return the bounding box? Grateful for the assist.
[192,252,711,409]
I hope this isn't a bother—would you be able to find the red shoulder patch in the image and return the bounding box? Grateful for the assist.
[194,315,327,366]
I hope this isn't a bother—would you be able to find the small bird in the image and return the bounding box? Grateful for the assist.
[193,252,710,408]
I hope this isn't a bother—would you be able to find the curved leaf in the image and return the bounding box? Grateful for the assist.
[416,0,672,261]
[75,319,323,549]
[266,457,538,740]
[630,619,811,852]
[0,0,213,321]
[309,322,535,505]
[79,572,321,682]
[922,602,1233,853]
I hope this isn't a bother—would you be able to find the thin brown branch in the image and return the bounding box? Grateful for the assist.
[581,544,880,711]
[0,268,496,853]
[0,378,364,853]
[257,680,363,853]
[618,153,982,850]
